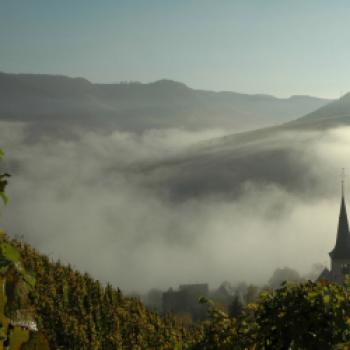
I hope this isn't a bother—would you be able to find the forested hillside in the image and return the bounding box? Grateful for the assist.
[5,234,350,349]
[11,235,198,349]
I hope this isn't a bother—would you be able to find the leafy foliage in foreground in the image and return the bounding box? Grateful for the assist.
[11,237,200,349]
[0,234,49,349]
[13,233,350,350]
[0,149,10,205]
[196,280,350,350]
[2,229,350,349]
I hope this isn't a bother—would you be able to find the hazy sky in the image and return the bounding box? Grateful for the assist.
[1,0,350,97]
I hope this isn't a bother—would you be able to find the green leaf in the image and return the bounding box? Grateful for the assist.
[198,296,209,304]
[323,295,330,304]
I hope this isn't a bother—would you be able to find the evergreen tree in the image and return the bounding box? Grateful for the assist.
[228,293,243,318]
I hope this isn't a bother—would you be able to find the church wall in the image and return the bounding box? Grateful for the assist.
[331,259,350,282]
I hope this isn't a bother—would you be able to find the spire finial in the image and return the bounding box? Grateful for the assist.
[342,168,346,197]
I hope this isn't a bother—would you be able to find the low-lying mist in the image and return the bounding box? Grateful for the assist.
[0,121,348,292]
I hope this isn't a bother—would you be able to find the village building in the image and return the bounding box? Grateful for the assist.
[319,178,350,283]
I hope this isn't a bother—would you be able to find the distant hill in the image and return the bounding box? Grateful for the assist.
[0,72,331,133]
[133,91,350,201]
[287,92,350,129]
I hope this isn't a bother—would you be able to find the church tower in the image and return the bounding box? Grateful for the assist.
[319,174,350,282]
[328,177,350,282]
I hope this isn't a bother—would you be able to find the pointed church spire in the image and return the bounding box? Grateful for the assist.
[329,169,350,259]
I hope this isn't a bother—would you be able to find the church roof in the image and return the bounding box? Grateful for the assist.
[317,267,331,281]
[329,193,350,260]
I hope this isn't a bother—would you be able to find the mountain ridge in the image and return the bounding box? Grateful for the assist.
[0,72,331,101]
[0,72,332,133]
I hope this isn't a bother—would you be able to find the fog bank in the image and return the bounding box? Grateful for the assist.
[0,122,347,292]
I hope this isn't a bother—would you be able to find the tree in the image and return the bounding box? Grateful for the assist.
[228,293,243,318]
[243,284,259,305]
[268,267,302,289]
[251,280,350,349]
[194,280,350,349]
[0,148,10,205]
[144,288,163,312]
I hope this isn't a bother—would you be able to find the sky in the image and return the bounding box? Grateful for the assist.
[1,0,350,98]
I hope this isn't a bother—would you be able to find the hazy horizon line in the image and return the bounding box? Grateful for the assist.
[0,69,338,101]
